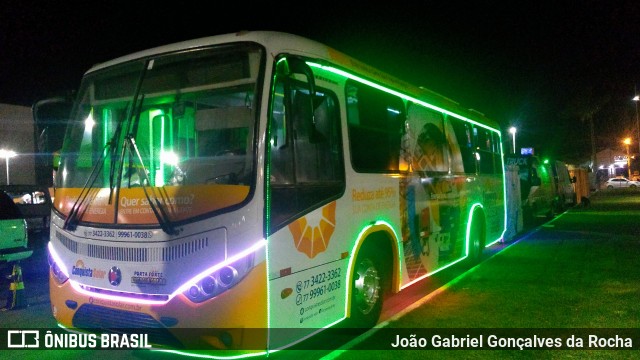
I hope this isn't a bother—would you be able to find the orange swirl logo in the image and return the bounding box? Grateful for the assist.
[288,201,337,258]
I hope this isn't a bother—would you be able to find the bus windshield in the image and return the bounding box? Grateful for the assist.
[55,43,263,226]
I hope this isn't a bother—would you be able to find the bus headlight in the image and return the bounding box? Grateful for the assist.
[201,275,218,295]
[48,249,69,284]
[184,254,253,303]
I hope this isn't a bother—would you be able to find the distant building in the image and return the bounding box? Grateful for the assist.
[595,148,629,176]
[0,103,35,185]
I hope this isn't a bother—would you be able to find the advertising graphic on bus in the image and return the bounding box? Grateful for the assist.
[46,31,507,357]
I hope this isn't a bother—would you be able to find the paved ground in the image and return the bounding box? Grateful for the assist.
[0,230,49,310]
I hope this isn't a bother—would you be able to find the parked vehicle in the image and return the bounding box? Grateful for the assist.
[0,185,52,232]
[549,160,577,212]
[0,190,32,263]
[506,155,555,224]
[605,177,640,188]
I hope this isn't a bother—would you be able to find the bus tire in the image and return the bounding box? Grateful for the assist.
[468,214,485,264]
[349,245,384,328]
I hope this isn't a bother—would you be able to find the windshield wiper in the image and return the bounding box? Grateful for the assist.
[62,143,110,231]
[62,121,178,235]
[107,116,127,204]
[124,134,178,235]
[63,101,132,231]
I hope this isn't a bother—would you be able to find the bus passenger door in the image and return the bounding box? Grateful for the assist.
[265,57,346,347]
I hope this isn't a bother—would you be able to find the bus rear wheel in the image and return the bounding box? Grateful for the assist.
[350,247,383,328]
[468,216,485,264]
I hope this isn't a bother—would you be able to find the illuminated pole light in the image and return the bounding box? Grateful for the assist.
[624,138,631,179]
[0,149,17,185]
[509,127,517,154]
[633,94,640,154]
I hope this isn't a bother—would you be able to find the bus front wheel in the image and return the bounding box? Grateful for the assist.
[350,247,383,328]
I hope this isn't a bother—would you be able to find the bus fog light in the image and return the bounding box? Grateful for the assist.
[218,266,237,287]
[188,285,200,298]
[182,248,258,303]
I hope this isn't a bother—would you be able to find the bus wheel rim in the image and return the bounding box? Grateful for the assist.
[354,258,380,315]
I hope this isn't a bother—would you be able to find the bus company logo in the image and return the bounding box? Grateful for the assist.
[71,260,106,279]
[109,266,122,286]
[288,201,336,259]
[72,260,93,278]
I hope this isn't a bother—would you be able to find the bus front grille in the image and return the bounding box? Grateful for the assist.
[55,229,210,262]
[72,303,183,349]
[77,284,170,302]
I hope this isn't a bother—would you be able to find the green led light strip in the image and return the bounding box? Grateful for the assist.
[307,62,502,135]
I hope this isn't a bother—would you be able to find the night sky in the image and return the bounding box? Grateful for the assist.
[2,2,639,164]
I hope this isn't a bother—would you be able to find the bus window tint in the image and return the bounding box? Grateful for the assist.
[346,81,404,173]
[492,132,504,174]
[292,91,342,183]
[449,117,478,174]
[477,129,494,174]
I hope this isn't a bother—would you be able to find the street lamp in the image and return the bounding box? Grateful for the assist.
[633,93,639,154]
[509,127,517,154]
[0,149,17,185]
[623,138,631,179]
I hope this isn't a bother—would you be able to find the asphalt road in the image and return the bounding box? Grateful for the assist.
[0,230,50,311]
[1,189,638,359]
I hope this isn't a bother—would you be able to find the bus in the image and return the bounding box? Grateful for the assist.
[47,31,507,357]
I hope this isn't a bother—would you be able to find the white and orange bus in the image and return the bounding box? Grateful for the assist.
[47,31,506,357]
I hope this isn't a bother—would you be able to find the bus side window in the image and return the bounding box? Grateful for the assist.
[268,81,344,232]
[449,118,478,174]
[477,129,494,174]
[269,81,294,185]
[346,81,404,173]
[291,91,342,182]
[492,132,503,174]
[405,104,448,173]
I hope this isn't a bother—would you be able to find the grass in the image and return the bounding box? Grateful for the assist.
[331,191,640,359]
